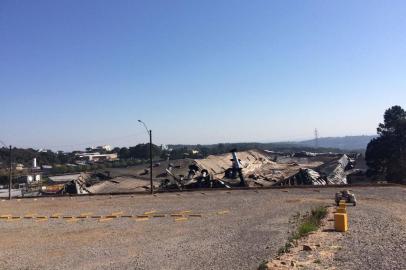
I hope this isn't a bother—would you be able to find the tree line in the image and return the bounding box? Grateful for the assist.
[366,105,406,183]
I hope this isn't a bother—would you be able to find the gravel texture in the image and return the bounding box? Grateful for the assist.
[334,187,406,270]
[0,186,403,270]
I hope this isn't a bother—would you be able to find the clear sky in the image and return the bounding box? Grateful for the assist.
[1,0,405,151]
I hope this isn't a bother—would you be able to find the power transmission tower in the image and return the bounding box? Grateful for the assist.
[314,128,319,148]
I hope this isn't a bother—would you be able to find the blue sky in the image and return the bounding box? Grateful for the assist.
[1,0,405,150]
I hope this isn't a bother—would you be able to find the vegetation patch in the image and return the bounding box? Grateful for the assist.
[278,206,327,255]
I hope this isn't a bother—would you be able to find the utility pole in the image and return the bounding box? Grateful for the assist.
[8,145,12,200]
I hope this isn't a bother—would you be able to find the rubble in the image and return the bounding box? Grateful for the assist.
[273,154,353,186]
[40,149,360,194]
[156,149,356,190]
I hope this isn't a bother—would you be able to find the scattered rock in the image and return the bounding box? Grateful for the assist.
[303,245,313,251]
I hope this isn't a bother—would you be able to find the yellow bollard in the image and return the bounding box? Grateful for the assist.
[334,213,348,232]
[336,207,347,214]
[339,200,347,209]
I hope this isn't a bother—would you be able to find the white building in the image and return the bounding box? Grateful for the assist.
[27,174,41,183]
[75,152,118,163]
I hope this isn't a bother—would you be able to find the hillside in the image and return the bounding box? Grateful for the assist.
[296,135,376,150]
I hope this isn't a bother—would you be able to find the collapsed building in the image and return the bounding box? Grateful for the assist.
[274,154,353,186]
[158,149,356,189]
[28,149,360,196]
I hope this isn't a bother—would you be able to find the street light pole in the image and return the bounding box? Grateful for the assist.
[8,145,12,200]
[138,120,153,194]
[149,129,153,194]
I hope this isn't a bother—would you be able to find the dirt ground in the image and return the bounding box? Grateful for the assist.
[0,186,404,270]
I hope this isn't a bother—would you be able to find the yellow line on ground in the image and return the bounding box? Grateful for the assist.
[144,210,157,215]
[36,218,48,223]
[99,218,113,222]
[66,218,78,223]
[217,210,230,215]
[174,217,188,222]
[135,217,149,222]
[170,214,183,217]
[50,213,61,218]
[111,211,123,216]
[179,210,192,214]
[0,214,12,218]
[104,215,118,219]
[7,219,19,222]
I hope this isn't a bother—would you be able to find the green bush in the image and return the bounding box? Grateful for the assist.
[297,222,318,236]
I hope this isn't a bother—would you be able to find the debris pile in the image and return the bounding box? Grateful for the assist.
[158,149,356,189]
[33,149,359,195]
[273,154,353,186]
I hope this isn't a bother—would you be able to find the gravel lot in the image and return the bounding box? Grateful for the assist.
[0,186,404,270]
[335,187,406,270]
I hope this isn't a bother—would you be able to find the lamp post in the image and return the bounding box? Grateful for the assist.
[0,141,12,200]
[138,120,153,194]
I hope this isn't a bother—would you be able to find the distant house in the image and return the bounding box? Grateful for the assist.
[27,174,41,183]
[75,152,118,163]
[89,145,112,152]
[15,163,24,171]
[100,145,112,151]
[41,165,53,170]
